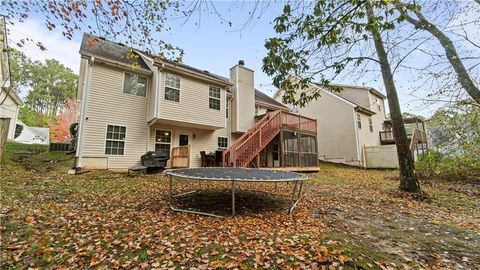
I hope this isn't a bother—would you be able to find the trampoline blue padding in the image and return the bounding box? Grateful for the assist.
[163,167,307,182]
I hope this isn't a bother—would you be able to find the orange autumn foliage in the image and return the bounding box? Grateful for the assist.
[49,98,80,142]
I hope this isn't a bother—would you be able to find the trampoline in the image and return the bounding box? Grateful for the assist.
[164,167,308,217]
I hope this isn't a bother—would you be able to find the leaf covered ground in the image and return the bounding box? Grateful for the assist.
[1,143,479,269]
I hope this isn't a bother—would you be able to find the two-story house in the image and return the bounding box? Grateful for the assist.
[75,34,318,171]
[274,82,390,167]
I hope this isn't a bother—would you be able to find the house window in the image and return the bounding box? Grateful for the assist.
[218,137,228,149]
[356,112,362,129]
[105,125,126,155]
[376,99,381,111]
[255,106,259,114]
[369,117,373,132]
[165,73,180,102]
[123,73,147,97]
[209,86,221,110]
[155,130,171,156]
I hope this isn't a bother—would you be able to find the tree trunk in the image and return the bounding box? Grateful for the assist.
[397,2,480,104]
[366,1,422,193]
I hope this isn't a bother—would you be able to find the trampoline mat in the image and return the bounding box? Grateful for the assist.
[164,167,307,182]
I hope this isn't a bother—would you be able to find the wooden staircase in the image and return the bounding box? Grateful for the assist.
[223,110,283,167]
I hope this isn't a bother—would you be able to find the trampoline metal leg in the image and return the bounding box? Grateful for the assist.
[168,175,223,218]
[291,180,299,201]
[232,180,236,216]
[289,180,304,213]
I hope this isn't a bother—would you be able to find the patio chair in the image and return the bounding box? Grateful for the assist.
[200,151,215,167]
[215,150,223,167]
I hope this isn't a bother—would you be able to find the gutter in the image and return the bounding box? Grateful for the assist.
[75,56,94,170]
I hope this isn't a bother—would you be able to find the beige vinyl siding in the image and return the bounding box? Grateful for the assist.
[230,65,255,132]
[356,112,378,150]
[80,64,149,169]
[336,87,371,110]
[148,124,230,168]
[357,92,387,150]
[230,68,238,132]
[274,87,358,163]
[157,71,226,129]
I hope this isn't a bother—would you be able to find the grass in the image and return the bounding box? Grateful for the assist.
[1,142,479,269]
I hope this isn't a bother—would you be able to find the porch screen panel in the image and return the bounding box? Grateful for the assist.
[283,131,299,167]
[300,134,318,167]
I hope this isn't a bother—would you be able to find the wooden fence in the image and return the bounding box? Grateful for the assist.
[171,145,190,168]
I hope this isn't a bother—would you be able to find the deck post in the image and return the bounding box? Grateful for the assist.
[279,130,284,167]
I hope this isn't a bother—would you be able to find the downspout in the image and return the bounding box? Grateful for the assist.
[75,56,94,170]
[353,108,361,165]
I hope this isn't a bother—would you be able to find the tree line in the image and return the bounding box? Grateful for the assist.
[8,48,78,128]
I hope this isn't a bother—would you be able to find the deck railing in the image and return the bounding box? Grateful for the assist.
[223,110,317,167]
[380,129,428,146]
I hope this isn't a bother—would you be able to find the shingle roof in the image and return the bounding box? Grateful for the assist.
[255,89,289,110]
[79,33,150,70]
[79,33,230,83]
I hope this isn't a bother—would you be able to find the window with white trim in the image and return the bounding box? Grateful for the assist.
[123,72,147,97]
[209,86,221,110]
[105,125,126,155]
[165,73,180,102]
[356,112,362,129]
[155,130,171,156]
[368,117,373,132]
[218,137,228,149]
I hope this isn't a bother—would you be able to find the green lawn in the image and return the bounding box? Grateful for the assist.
[1,142,479,269]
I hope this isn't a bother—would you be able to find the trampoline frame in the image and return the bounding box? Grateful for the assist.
[164,168,308,217]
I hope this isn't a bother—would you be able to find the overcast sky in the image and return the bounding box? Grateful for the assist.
[6,1,479,118]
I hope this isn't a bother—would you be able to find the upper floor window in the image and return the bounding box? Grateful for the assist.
[105,125,126,155]
[368,117,373,132]
[356,112,362,129]
[165,73,180,102]
[209,86,221,110]
[123,73,147,97]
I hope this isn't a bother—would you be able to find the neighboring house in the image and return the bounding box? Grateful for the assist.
[75,34,318,171]
[14,120,49,145]
[0,16,23,141]
[0,89,22,140]
[274,82,391,167]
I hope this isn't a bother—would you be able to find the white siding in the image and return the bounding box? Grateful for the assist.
[0,90,20,140]
[157,71,226,129]
[80,64,149,169]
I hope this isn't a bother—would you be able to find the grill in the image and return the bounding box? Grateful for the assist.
[141,151,170,169]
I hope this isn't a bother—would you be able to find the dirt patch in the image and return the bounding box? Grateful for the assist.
[315,206,480,269]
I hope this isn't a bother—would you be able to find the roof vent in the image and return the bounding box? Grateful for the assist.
[203,70,210,73]
[238,60,245,66]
